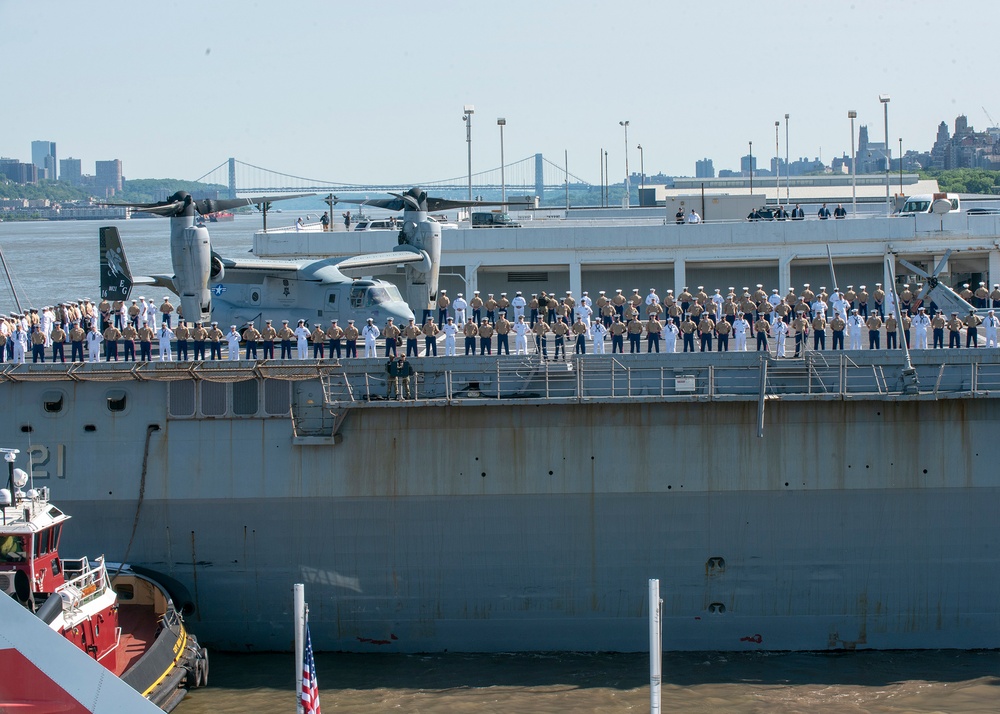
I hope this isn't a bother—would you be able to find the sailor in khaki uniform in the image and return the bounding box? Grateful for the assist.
[174,320,190,361]
[964,309,983,347]
[278,320,295,359]
[191,322,208,360]
[421,317,439,356]
[609,315,627,353]
[830,314,846,351]
[462,318,478,355]
[403,318,422,358]
[715,315,732,352]
[382,317,401,358]
[627,314,644,353]
[437,289,450,327]
[326,319,344,359]
[50,323,67,363]
[207,321,224,360]
[478,319,494,355]
[261,319,277,359]
[947,312,963,349]
[884,313,898,350]
[343,320,360,358]
[494,313,511,355]
[69,322,87,362]
[310,323,327,359]
[679,315,697,352]
[242,321,261,360]
[159,297,174,327]
[698,314,715,352]
[551,317,569,360]
[931,311,946,349]
[644,316,662,353]
[532,317,550,358]
[572,316,588,354]
[754,316,771,352]
[811,313,827,351]
[137,321,155,361]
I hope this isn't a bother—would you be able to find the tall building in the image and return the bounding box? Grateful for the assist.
[60,157,82,186]
[740,155,756,175]
[95,159,123,196]
[0,158,38,184]
[695,158,715,179]
[31,140,57,180]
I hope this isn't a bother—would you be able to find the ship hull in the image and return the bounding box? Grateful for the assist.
[9,362,997,653]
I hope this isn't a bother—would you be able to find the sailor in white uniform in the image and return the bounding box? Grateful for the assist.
[733,313,750,351]
[711,289,724,321]
[985,309,999,348]
[158,324,175,361]
[767,289,783,323]
[912,307,931,349]
[40,307,53,347]
[225,325,241,361]
[511,291,527,322]
[574,302,593,330]
[294,320,310,359]
[86,323,103,362]
[847,310,865,350]
[143,299,157,331]
[442,317,459,356]
[12,326,27,363]
[512,316,530,355]
[663,317,679,353]
[452,293,468,326]
[591,319,608,354]
[361,318,380,358]
[774,319,788,357]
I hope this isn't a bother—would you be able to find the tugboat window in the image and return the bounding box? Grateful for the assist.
[42,391,64,413]
[107,390,127,412]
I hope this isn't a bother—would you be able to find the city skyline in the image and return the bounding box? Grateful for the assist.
[1,0,997,185]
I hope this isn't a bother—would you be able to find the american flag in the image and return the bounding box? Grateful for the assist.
[301,625,321,714]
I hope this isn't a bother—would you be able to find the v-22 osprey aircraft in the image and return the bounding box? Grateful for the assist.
[99,191,427,329]
[101,188,510,330]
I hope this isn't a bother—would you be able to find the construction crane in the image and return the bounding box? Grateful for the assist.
[983,106,998,130]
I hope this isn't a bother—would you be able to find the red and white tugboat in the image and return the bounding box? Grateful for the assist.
[0,447,207,712]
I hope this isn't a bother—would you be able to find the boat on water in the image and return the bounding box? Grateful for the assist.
[5,196,1000,655]
[207,211,234,222]
[0,449,207,711]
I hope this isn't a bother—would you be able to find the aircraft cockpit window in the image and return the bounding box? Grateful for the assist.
[350,288,365,308]
[384,285,403,302]
[366,288,391,306]
[327,293,337,305]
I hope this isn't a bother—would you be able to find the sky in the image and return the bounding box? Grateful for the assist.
[1,0,996,187]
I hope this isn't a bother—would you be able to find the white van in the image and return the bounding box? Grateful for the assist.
[897,193,961,215]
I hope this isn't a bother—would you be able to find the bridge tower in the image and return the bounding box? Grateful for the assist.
[534,153,544,202]
[228,157,236,199]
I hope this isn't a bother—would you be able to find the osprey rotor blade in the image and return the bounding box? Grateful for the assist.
[931,250,952,278]
[897,258,930,279]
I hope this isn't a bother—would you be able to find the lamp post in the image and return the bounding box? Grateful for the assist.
[748,141,753,198]
[599,148,604,207]
[637,144,644,190]
[848,110,857,216]
[784,113,790,204]
[497,118,506,204]
[879,94,890,214]
[898,137,904,195]
[604,150,609,207]
[463,104,475,201]
[620,120,630,208]
[774,121,780,208]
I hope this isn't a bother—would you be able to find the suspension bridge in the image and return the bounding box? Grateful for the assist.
[193,154,592,199]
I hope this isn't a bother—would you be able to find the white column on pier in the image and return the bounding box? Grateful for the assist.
[988,250,1000,290]
[673,258,685,293]
[465,264,479,296]
[569,261,582,298]
[778,255,793,293]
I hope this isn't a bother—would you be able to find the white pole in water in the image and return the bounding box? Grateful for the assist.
[294,583,305,714]
[649,578,662,714]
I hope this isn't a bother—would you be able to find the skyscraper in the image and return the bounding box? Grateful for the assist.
[31,140,57,181]
[60,157,82,186]
[95,159,123,196]
[695,158,715,179]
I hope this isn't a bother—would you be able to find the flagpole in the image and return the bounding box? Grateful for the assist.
[294,583,305,714]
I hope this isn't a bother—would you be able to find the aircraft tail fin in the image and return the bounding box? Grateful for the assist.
[100,225,134,302]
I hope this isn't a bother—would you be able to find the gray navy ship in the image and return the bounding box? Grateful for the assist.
[4,189,1000,653]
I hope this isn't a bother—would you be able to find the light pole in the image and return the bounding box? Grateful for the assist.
[774,121,780,208]
[599,148,604,207]
[784,113,790,204]
[463,104,475,201]
[898,137,904,194]
[748,141,753,198]
[620,120,630,208]
[879,94,890,214]
[637,144,644,191]
[848,110,857,216]
[604,150,609,207]
[497,118,506,204]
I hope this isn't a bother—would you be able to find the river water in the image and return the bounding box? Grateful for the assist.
[176,650,999,713]
[2,215,998,712]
